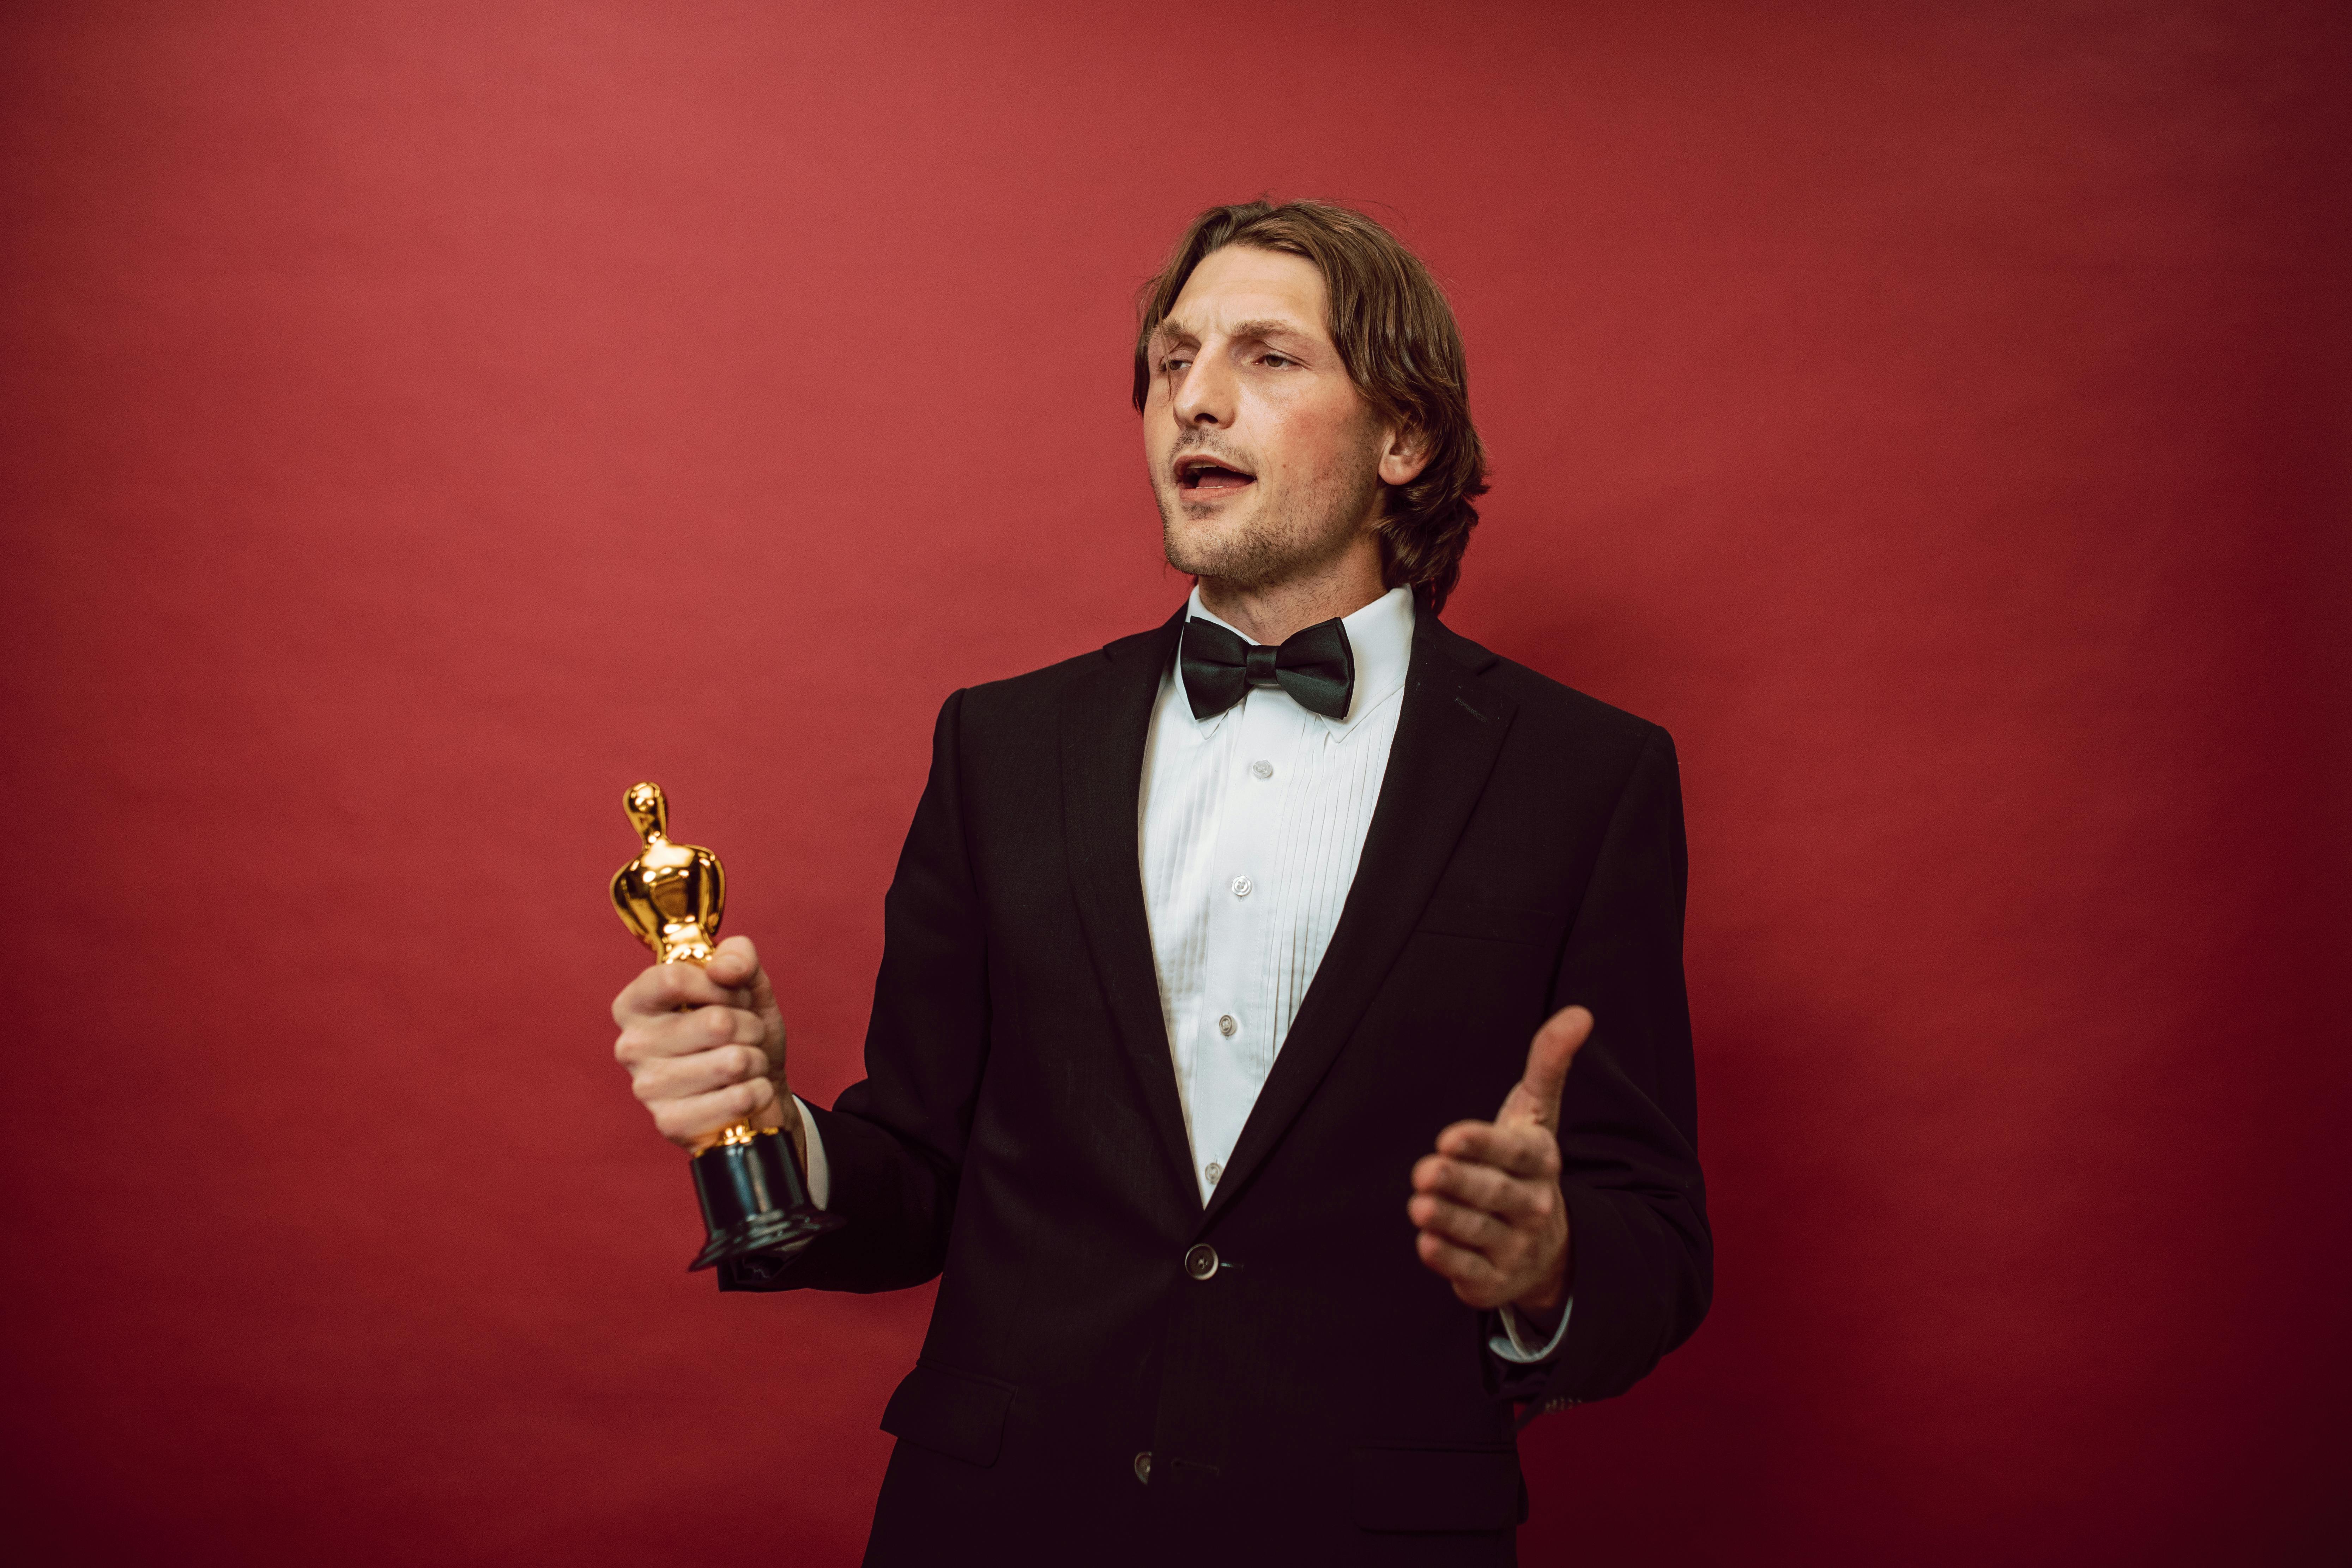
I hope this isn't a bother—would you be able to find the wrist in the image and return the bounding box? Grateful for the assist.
[1513,1275,1566,1318]
[1512,1223,1573,1316]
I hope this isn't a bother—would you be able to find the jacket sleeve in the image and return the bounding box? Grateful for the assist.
[720,688,991,1295]
[1499,724,1711,1413]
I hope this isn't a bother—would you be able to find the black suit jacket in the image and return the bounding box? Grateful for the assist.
[724,609,1710,1564]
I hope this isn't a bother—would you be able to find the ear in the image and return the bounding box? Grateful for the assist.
[1378,423,1432,488]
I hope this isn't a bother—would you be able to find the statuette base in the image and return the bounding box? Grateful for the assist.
[685,1126,844,1273]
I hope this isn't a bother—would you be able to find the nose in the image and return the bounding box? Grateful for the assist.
[1171,340,1235,429]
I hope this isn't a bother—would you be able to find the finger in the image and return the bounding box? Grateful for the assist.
[615,1005,766,1064]
[1411,1154,1554,1222]
[1414,1230,1509,1307]
[707,935,763,989]
[1497,1006,1592,1130]
[649,1077,777,1146]
[612,961,740,1025]
[1433,1119,1560,1181]
[709,937,788,1061]
[630,1042,773,1104]
[1407,1193,1514,1252]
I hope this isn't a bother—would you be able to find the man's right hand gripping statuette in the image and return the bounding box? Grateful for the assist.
[611,782,843,1271]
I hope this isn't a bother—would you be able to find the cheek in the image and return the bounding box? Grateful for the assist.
[1247,386,1364,485]
[1142,405,1175,467]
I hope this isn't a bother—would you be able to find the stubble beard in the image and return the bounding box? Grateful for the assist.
[1155,432,1386,593]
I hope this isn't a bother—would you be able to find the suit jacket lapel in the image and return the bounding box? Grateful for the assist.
[1202,613,1516,1225]
[1060,610,1201,1201]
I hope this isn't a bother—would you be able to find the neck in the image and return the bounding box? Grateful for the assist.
[1195,536,1389,644]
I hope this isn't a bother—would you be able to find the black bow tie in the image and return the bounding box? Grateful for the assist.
[1179,616,1355,721]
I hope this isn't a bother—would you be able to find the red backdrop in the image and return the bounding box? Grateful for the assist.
[4,2,2345,1562]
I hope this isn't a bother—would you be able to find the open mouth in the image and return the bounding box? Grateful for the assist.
[1176,455,1257,495]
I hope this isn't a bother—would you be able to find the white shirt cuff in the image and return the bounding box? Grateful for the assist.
[1488,1297,1573,1364]
[793,1095,830,1210]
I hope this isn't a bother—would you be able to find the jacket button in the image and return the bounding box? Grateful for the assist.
[1184,1243,1219,1280]
[1133,1450,1153,1484]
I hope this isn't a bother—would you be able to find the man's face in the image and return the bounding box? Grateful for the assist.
[1143,246,1390,590]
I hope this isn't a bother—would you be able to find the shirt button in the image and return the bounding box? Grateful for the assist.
[1205,1161,1222,1185]
[1217,1014,1237,1037]
[1231,874,1253,897]
[1134,1451,1153,1485]
[1250,759,1274,779]
[1184,1243,1219,1280]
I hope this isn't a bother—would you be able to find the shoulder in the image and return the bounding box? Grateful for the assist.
[1426,618,1673,768]
[936,617,1179,733]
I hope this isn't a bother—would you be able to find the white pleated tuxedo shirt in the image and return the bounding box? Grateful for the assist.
[798,584,1567,1361]
[1138,585,1416,1205]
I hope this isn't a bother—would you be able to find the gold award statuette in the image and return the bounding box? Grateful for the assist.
[611,782,842,1271]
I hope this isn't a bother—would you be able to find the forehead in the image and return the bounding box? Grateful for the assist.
[1163,245,1330,340]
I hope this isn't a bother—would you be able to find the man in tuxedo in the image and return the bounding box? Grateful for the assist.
[611,200,1709,1563]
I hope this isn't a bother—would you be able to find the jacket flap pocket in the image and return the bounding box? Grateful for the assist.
[1416,898,1566,946]
[879,1362,1015,1468]
[1350,1445,1523,1533]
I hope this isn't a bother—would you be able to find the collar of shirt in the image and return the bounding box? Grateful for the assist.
[1180,584,1417,740]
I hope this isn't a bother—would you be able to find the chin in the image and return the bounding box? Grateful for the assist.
[1159,499,1250,569]
[1165,529,1247,579]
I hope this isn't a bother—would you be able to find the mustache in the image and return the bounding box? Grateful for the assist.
[1168,432,1255,471]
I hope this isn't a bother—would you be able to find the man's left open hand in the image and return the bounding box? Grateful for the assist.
[1408,1005,1592,1314]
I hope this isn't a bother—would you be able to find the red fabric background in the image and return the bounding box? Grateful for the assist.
[3,2,2345,1562]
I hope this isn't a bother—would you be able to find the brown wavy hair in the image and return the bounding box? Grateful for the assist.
[1132,199,1489,612]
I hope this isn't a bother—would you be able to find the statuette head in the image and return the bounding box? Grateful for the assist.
[624,781,670,843]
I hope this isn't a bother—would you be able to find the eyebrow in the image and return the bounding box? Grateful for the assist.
[1223,317,1316,343]
[1150,316,1320,351]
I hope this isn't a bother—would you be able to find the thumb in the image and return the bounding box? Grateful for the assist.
[1498,1006,1592,1130]
[708,934,762,988]
[709,937,782,1027]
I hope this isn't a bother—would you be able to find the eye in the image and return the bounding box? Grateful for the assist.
[1258,353,1294,369]
[1161,355,1192,374]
